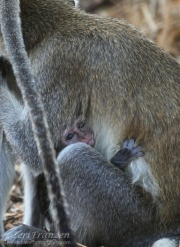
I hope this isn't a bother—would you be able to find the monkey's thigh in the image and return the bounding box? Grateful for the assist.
[57,143,164,247]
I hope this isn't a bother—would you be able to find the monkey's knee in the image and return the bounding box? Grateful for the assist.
[56,142,110,180]
[57,142,95,166]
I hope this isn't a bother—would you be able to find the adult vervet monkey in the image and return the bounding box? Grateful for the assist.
[0,0,180,246]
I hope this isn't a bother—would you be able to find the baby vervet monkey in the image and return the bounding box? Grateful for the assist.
[60,118,95,148]
[60,118,142,170]
[36,119,143,226]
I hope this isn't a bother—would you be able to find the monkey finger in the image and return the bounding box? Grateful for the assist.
[132,146,142,153]
[131,146,141,154]
[122,139,129,148]
[132,151,143,157]
[127,138,135,149]
[122,138,135,149]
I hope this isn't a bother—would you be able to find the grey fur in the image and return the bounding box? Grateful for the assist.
[0,127,15,238]
[0,0,180,246]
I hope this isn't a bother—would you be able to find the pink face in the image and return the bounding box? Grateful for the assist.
[61,119,95,147]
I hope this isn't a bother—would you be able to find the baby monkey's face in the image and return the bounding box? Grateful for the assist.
[61,119,95,147]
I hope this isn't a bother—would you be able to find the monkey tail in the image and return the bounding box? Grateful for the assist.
[0,1,77,246]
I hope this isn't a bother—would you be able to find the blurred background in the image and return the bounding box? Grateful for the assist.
[79,0,180,61]
[4,0,180,235]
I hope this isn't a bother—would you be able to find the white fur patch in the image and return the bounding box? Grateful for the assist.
[125,157,159,197]
[152,238,177,247]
